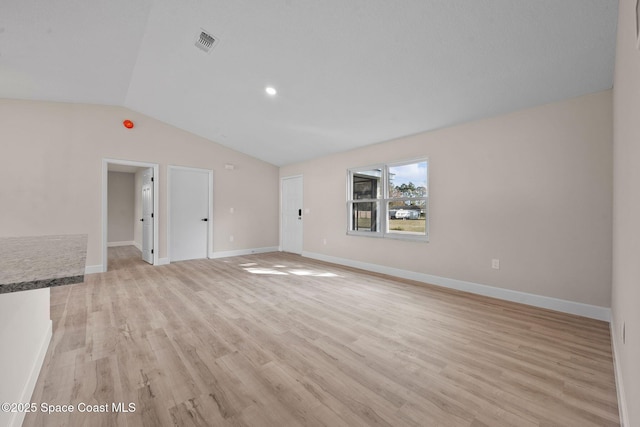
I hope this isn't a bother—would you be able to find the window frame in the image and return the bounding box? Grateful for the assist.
[347,158,429,242]
[347,165,384,236]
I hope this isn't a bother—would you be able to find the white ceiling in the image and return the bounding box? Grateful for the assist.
[0,0,618,166]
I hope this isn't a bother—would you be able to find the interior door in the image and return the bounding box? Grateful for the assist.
[141,168,154,264]
[170,167,209,262]
[281,176,303,254]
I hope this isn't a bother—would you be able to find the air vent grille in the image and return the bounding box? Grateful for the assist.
[195,30,217,53]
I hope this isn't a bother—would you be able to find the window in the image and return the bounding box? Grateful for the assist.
[347,159,428,241]
[350,168,382,233]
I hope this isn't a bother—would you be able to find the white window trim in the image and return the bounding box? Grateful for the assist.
[347,158,429,242]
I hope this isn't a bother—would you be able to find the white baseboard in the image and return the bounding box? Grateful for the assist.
[610,319,629,426]
[210,246,279,259]
[302,251,611,322]
[86,258,167,273]
[107,240,136,247]
[9,320,52,427]
[85,264,104,274]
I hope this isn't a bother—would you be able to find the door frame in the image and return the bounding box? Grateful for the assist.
[280,174,304,254]
[102,158,160,272]
[167,165,214,262]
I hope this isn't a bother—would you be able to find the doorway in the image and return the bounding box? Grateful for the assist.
[102,159,159,272]
[168,166,213,262]
[281,175,303,254]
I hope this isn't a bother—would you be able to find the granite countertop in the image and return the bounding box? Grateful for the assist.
[0,234,88,294]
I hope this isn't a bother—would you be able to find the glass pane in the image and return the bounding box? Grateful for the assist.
[351,202,378,232]
[388,161,427,198]
[352,169,382,199]
[387,199,426,235]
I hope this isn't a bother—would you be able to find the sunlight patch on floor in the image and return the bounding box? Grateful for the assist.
[241,263,340,277]
[244,267,288,275]
[288,269,338,277]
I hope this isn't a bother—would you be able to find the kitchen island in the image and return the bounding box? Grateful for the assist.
[0,234,87,294]
[0,234,87,427]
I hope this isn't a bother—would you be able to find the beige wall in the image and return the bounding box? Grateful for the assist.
[612,0,640,424]
[0,99,280,267]
[107,171,135,243]
[281,90,613,308]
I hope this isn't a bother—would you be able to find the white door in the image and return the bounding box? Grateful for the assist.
[141,168,154,264]
[170,167,210,262]
[281,176,303,254]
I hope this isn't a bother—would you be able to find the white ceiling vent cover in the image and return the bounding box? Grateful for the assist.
[195,30,218,53]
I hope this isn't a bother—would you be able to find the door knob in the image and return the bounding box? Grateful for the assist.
[201,218,208,222]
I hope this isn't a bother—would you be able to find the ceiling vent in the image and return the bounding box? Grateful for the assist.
[195,30,218,53]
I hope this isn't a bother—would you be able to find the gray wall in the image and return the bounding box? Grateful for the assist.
[107,171,135,243]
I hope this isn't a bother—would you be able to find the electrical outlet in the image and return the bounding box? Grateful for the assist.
[491,259,500,270]
[322,238,327,245]
[229,235,234,242]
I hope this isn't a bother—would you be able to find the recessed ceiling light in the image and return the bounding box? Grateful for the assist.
[265,86,277,96]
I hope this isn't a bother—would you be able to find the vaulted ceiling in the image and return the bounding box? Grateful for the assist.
[0,0,618,166]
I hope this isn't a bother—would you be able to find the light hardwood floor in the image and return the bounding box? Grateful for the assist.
[23,247,619,426]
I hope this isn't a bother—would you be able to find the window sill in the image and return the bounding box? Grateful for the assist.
[346,230,429,242]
